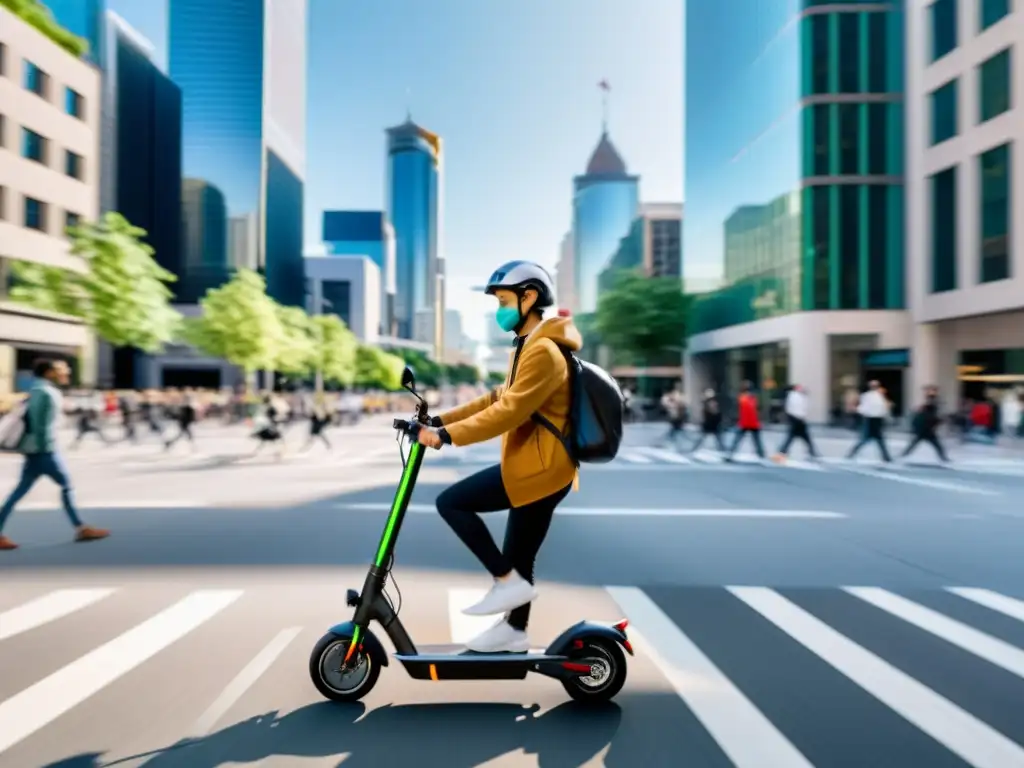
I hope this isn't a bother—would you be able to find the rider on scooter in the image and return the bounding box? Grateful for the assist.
[415,261,581,653]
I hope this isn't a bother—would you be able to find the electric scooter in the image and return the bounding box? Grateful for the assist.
[309,366,632,704]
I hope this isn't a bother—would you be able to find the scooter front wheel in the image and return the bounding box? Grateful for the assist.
[309,631,381,703]
[560,638,627,703]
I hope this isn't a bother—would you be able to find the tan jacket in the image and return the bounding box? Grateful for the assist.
[439,316,582,507]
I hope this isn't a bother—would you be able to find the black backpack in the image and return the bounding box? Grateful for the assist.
[532,347,625,465]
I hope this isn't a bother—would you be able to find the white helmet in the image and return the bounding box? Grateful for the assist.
[483,261,556,308]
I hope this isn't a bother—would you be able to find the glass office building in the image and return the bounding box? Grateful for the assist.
[169,0,306,307]
[386,119,442,340]
[572,133,639,314]
[322,210,397,334]
[44,0,104,63]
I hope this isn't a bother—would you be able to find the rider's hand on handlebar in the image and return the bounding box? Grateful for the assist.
[417,427,443,449]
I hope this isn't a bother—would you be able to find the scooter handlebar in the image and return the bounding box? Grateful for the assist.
[392,418,423,439]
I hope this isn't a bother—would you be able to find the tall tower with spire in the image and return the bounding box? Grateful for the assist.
[572,81,640,315]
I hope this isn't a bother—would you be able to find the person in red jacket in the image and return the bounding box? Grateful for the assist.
[726,380,765,462]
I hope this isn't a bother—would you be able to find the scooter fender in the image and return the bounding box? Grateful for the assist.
[544,620,634,657]
[327,621,390,666]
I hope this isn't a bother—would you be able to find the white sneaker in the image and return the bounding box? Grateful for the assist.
[462,572,537,616]
[465,618,530,653]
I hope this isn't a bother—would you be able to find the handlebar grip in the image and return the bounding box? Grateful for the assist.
[392,418,422,438]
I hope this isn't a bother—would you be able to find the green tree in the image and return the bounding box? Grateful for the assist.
[394,349,442,387]
[1,0,89,56]
[486,371,505,387]
[445,363,481,385]
[310,314,358,385]
[354,344,403,390]
[274,303,315,377]
[594,271,690,366]
[10,212,181,352]
[179,269,282,377]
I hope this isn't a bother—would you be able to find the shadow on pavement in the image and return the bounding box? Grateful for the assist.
[44,699,668,767]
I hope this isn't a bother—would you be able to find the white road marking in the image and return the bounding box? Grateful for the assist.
[617,450,653,464]
[633,447,692,464]
[730,587,1024,768]
[605,586,812,767]
[836,465,1001,496]
[845,587,1024,679]
[0,589,242,755]
[337,503,844,518]
[447,588,495,645]
[190,626,302,737]
[19,500,208,510]
[947,588,1024,624]
[0,589,115,642]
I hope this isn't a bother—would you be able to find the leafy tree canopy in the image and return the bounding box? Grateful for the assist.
[354,344,403,390]
[1,0,89,56]
[594,271,690,364]
[310,314,358,386]
[446,362,482,385]
[274,303,316,377]
[10,212,181,352]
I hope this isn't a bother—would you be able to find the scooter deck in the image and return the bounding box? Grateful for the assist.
[394,644,568,681]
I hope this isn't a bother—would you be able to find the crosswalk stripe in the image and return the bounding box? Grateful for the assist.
[729,587,1024,768]
[633,447,692,464]
[0,589,115,642]
[947,588,1024,624]
[845,587,1024,679]
[617,450,653,464]
[190,626,302,737]
[606,586,813,767]
[0,589,242,755]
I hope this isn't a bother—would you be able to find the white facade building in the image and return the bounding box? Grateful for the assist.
[0,6,100,393]
[554,231,575,313]
[305,255,381,343]
[906,0,1023,401]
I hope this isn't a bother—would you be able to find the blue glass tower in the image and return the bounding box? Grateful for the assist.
[572,132,639,315]
[386,118,442,341]
[322,210,396,334]
[169,0,307,307]
[43,0,104,62]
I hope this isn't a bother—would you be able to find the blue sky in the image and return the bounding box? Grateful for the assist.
[107,0,683,339]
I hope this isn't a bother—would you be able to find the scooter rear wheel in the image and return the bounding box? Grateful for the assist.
[560,638,627,703]
[309,631,381,703]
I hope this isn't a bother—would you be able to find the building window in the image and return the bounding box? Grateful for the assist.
[64,211,81,236]
[810,15,830,94]
[867,186,889,308]
[23,197,47,232]
[838,13,861,93]
[867,13,888,92]
[867,104,887,174]
[21,128,48,165]
[839,185,860,308]
[838,104,858,174]
[65,150,83,180]
[930,166,957,293]
[979,49,1012,123]
[65,87,84,119]
[979,143,1011,283]
[980,0,1010,31]
[930,0,958,62]
[812,104,830,175]
[22,60,49,99]
[930,79,958,144]
[812,186,831,310]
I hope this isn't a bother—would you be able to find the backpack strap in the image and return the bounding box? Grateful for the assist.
[530,344,578,465]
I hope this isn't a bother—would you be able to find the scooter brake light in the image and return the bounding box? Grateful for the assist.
[613,619,628,632]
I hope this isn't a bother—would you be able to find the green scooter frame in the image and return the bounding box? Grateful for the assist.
[308,367,632,704]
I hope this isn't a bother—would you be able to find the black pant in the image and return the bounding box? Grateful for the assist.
[902,431,949,461]
[777,418,817,457]
[436,465,570,631]
[690,426,725,452]
[728,428,764,458]
[848,418,891,462]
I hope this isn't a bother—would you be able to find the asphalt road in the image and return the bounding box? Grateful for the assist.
[2,419,1024,767]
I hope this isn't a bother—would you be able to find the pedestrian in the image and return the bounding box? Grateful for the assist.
[0,359,109,550]
[846,380,892,463]
[774,384,818,461]
[164,390,197,451]
[300,401,332,452]
[659,385,689,452]
[119,390,138,443]
[251,394,286,458]
[70,389,110,448]
[689,388,726,453]
[725,380,765,462]
[901,385,950,463]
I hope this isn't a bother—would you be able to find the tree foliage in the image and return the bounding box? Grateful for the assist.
[594,271,691,364]
[1,0,89,56]
[274,304,316,376]
[354,344,404,390]
[392,349,481,387]
[10,212,181,351]
[310,314,358,385]
[180,269,283,374]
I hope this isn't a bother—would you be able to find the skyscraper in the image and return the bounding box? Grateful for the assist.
[169,0,307,306]
[322,210,397,334]
[385,117,443,344]
[572,131,639,314]
[43,0,104,63]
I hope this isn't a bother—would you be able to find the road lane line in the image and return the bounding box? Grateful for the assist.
[836,465,1001,496]
[19,500,208,510]
[0,589,242,755]
[337,503,845,518]
[845,587,1024,679]
[605,586,812,767]
[0,589,115,642]
[633,447,692,464]
[190,626,302,737]
[616,450,652,464]
[447,589,493,645]
[729,587,1024,768]
[947,588,1024,624]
